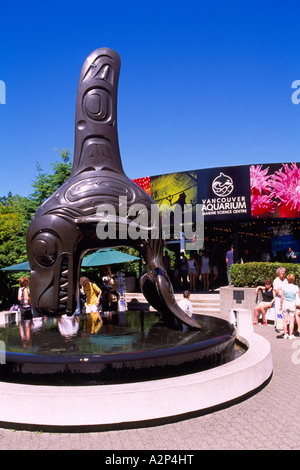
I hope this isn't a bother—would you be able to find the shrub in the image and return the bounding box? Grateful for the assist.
[230,262,300,287]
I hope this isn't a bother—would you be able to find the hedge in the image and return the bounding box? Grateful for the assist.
[230,262,300,287]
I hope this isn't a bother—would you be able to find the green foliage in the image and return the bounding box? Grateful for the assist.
[30,148,72,208]
[0,148,73,309]
[0,198,27,266]
[230,262,300,287]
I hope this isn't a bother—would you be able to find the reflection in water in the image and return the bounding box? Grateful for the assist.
[0,310,236,358]
[3,311,164,356]
[19,316,45,348]
[83,312,102,335]
[0,311,241,386]
[58,315,79,338]
[19,320,31,348]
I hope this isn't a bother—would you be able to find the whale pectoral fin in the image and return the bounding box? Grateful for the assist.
[140,270,201,330]
[140,271,166,313]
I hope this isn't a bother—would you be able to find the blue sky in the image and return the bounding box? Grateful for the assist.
[1,0,300,197]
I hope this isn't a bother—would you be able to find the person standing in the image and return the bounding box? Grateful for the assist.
[288,247,297,263]
[280,274,299,339]
[199,251,210,291]
[18,276,32,321]
[80,276,102,334]
[273,267,288,332]
[18,276,32,346]
[187,253,199,291]
[226,245,234,285]
[180,251,188,289]
[295,282,300,335]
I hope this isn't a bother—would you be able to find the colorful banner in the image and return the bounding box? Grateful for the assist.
[132,162,300,221]
[250,163,300,218]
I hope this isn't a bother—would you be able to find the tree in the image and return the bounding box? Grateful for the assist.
[0,196,33,308]
[0,196,30,266]
[0,148,73,309]
[30,148,72,208]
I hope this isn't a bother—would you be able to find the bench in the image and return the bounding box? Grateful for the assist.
[0,310,21,327]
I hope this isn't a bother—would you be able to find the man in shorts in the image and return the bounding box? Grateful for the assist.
[80,277,102,334]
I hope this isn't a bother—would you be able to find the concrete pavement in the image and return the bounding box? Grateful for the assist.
[0,314,299,449]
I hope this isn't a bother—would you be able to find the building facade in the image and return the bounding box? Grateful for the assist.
[133,162,300,284]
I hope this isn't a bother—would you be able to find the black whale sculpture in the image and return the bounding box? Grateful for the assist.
[26,48,200,329]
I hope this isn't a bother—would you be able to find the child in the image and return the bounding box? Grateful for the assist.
[178,290,193,317]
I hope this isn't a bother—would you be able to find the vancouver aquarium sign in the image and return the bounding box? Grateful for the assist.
[133,162,300,221]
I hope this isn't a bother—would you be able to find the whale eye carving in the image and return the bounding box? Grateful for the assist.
[83,88,112,122]
[31,231,59,267]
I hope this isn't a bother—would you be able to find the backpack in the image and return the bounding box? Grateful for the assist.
[20,287,31,309]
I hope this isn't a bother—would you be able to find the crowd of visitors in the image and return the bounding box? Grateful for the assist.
[252,266,300,340]
[10,243,300,341]
[14,267,121,339]
[161,245,300,337]
[163,249,219,292]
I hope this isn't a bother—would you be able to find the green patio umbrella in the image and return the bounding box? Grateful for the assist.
[1,261,30,271]
[82,248,140,267]
[1,249,139,272]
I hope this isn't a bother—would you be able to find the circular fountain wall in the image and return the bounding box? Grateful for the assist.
[0,309,274,431]
[0,311,237,386]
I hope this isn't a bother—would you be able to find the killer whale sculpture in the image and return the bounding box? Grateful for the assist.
[26,48,200,329]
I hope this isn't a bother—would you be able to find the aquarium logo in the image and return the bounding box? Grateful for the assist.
[212,172,234,197]
[0,341,5,364]
[0,80,6,104]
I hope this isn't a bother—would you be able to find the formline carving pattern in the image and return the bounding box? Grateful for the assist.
[26,48,200,329]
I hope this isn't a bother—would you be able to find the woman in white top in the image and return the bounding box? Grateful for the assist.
[273,267,288,332]
[199,251,210,291]
[187,253,199,291]
[18,276,32,321]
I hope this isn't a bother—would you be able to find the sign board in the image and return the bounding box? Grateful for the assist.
[133,162,300,222]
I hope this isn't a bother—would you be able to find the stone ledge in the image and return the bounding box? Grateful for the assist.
[0,330,272,430]
[220,286,257,322]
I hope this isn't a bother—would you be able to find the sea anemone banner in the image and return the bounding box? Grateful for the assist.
[250,162,300,218]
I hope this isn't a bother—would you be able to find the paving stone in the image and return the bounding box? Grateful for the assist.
[0,320,300,449]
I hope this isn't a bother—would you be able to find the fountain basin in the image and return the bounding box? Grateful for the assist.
[0,311,272,431]
[0,311,236,385]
